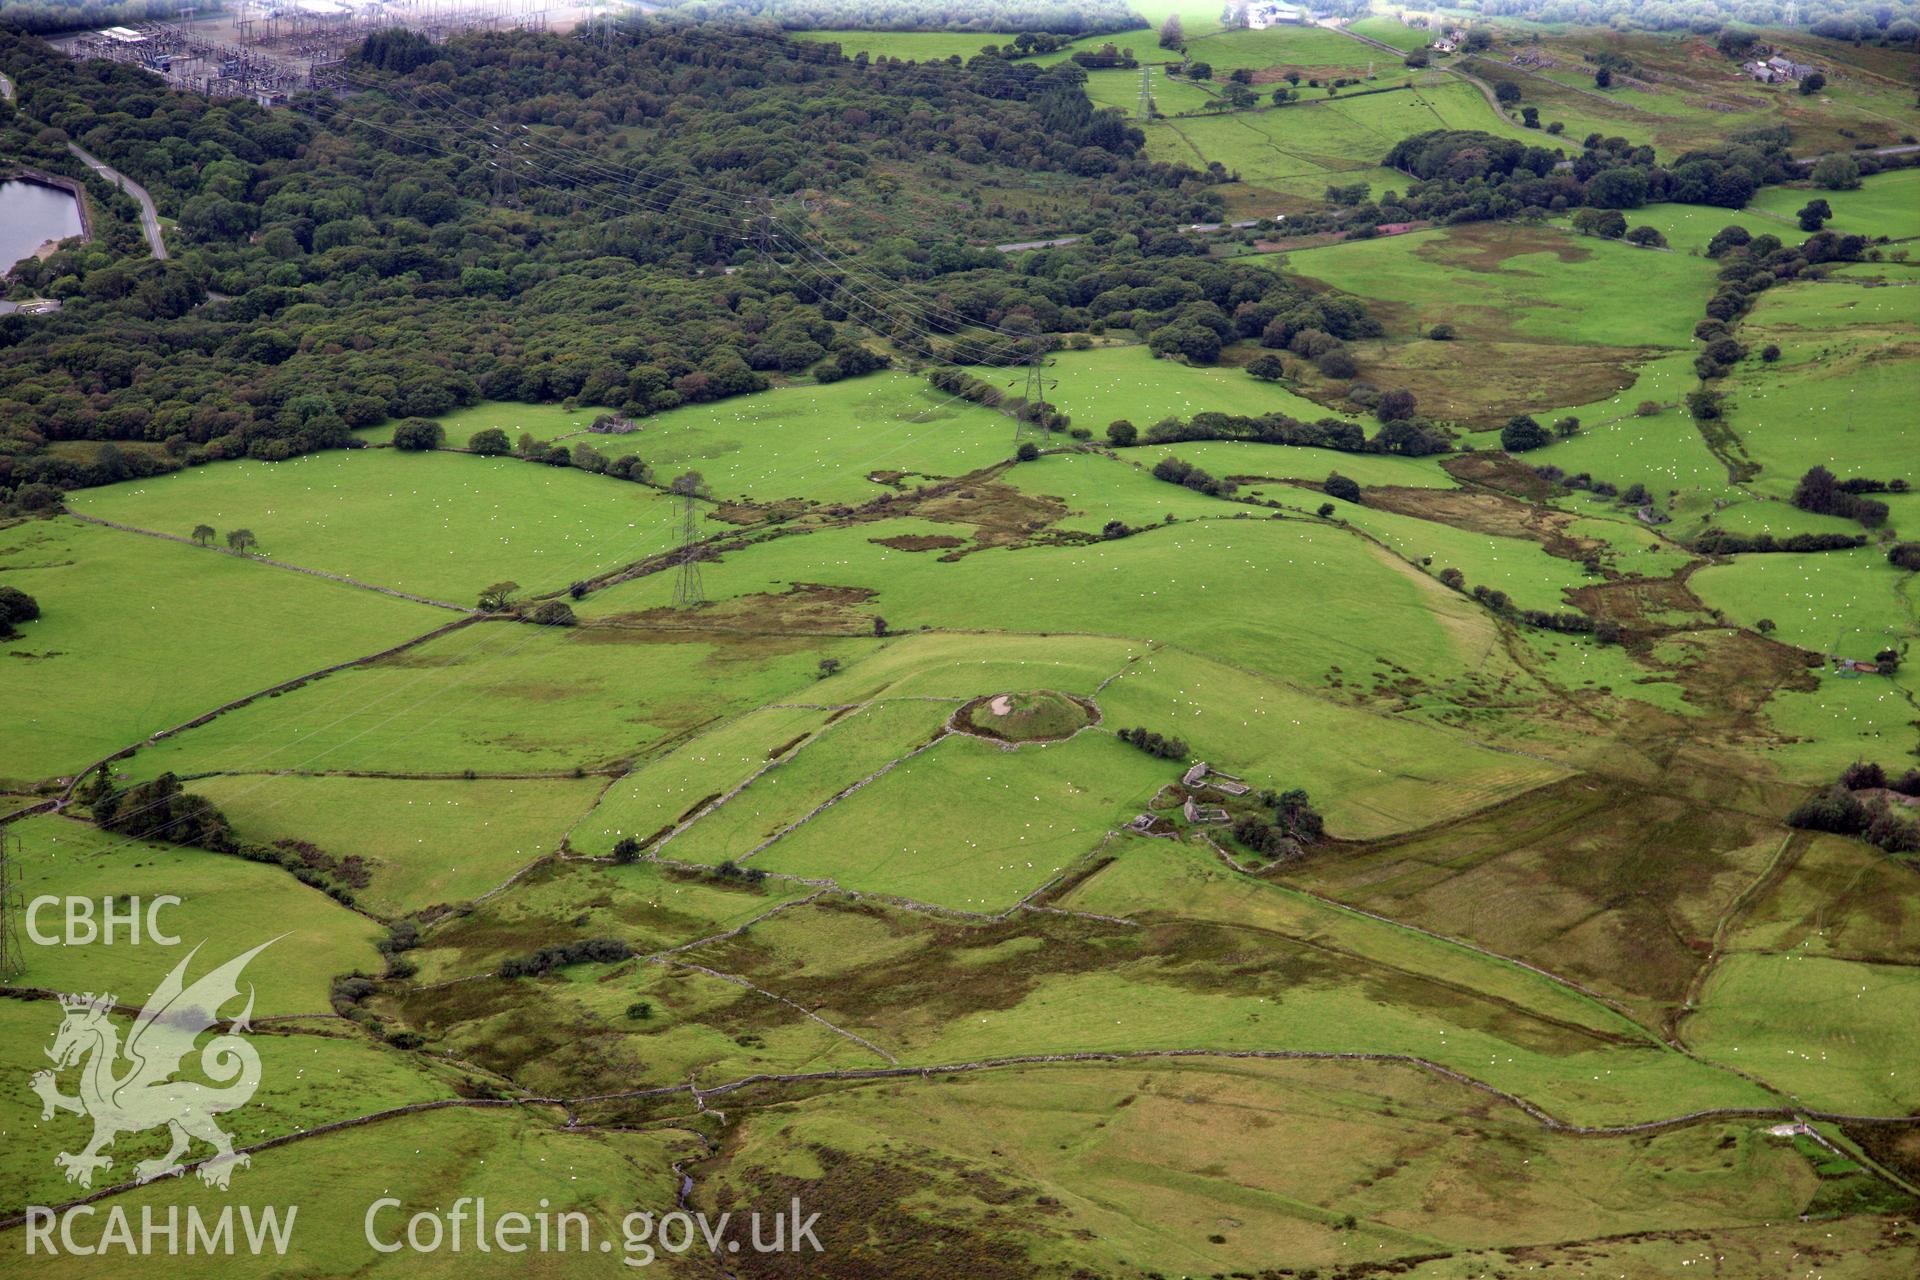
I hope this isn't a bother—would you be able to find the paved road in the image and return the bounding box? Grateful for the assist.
[1791,142,1920,169]
[993,235,1082,251]
[66,142,167,260]
[994,219,1268,252]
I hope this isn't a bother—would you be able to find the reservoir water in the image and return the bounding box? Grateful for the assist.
[0,178,85,271]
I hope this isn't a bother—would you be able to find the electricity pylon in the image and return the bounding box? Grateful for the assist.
[1013,349,1059,448]
[669,473,706,608]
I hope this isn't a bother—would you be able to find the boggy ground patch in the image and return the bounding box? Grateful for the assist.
[1345,339,1661,427]
[1443,450,1564,501]
[951,689,1097,745]
[1567,563,1715,633]
[398,857,788,979]
[590,583,880,636]
[691,896,1619,1062]
[1417,223,1597,272]
[909,479,1070,547]
[869,532,966,552]
[1360,485,1609,565]
[698,1140,1056,1280]
[1287,774,1783,1020]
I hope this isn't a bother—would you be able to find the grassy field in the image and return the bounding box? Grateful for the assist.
[68,450,681,604]
[5,814,386,1013]
[1268,221,1718,423]
[1279,222,1714,349]
[1140,78,1489,202]
[1061,837,1635,1036]
[0,1003,456,1218]
[0,1104,696,1276]
[569,703,844,857]
[559,373,1017,506]
[701,1057,1836,1276]
[1147,438,1454,489]
[123,622,865,779]
[663,699,948,866]
[1716,277,1917,503]
[788,28,1004,61]
[189,774,608,917]
[1692,545,1915,657]
[1348,16,1434,52]
[1499,27,1920,157]
[0,516,441,787]
[748,729,1168,910]
[1183,24,1383,75]
[1096,647,1565,836]
[1085,63,1215,116]
[1522,351,1729,491]
[1722,831,1920,963]
[1685,952,1920,1114]
[986,343,1357,430]
[358,400,594,448]
[582,511,1502,696]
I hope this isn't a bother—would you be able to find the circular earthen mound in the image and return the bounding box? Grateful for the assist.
[956,690,1096,744]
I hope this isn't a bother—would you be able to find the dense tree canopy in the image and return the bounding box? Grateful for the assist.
[0,18,1212,499]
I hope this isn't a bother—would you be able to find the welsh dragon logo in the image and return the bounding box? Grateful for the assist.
[31,939,279,1191]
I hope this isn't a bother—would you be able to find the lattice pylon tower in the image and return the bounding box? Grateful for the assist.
[1013,350,1057,448]
[671,490,706,609]
[0,829,25,982]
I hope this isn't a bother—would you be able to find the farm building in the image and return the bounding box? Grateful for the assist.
[1183,761,1252,795]
[1430,38,1456,53]
[1244,3,1304,28]
[1182,797,1230,825]
[1743,55,1816,84]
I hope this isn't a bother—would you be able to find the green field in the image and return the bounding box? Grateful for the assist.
[1183,24,1382,75]
[1685,952,1920,1114]
[789,28,1004,61]
[1279,222,1715,349]
[1348,16,1435,52]
[1716,277,1918,503]
[988,343,1357,430]
[190,774,608,916]
[0,1104,689,1278]
[359,400,595,448]
[1095,647,1565,835]
[582,511,1502,694]
[0,1001,455,1215]
[558,373,1016,506]
[1692,546,1915,657]
[1261,220,1720,423]
[1085,63,1217,116]
[1140,78,1493,201]
[69,450,681,604]
[0,517,441,787]
[748,729,1168,910]
[701,1058,1843,1276]
[120,622,865,779]
[662,699,949,866]
[5,814,386,1013]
